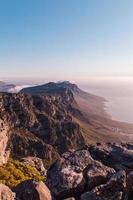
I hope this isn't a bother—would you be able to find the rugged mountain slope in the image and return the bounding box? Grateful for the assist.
[21,81,133,143]
[0,81,133,164]
[0,90,85,163]
[0,81,133,199]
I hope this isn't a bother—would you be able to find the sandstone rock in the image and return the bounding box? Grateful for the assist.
[46,150,92,199]
[0,120,10,166]
[0,184,15,200]
[20,157,47,176]
[15,180,52,200]
[87,160,115,190]
[88,143,133,170]
[46,149,115,199]
[81,171,126,200]
[9,131,59,166]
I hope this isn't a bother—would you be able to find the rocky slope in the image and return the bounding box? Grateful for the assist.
[0,81,133,166]
[46,143,133,200]
[0,142,131,200]
[0,88,84,163]
[0,81,133,199]
[21,81,133,143]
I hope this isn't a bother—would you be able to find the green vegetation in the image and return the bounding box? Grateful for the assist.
[0,160,45,188]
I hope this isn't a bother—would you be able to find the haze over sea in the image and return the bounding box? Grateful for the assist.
[80,77,133,124]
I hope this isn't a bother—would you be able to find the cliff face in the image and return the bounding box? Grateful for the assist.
[20,81,133,144]
[0,82,133,199]
[0,89,85,162]
[0,119,10,166]
[1,81,133,164]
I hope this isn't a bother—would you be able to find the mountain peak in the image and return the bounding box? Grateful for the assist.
[20,81,79,95]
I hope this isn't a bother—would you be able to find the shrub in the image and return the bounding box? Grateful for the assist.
[0,160,44,188]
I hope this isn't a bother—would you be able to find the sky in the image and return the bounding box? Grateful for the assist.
[0,0,133,81]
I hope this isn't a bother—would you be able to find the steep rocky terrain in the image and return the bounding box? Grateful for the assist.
[0,81,133,164]
[0,81,133,199]
[46,143,133,200]
[0,87,85,162]
[21,81,133,143]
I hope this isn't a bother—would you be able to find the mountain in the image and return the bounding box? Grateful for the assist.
[0,81,133,199]
[21,81,133,144]
[0,87,85,165]
[0,81,133,168]
[0,81,16,92]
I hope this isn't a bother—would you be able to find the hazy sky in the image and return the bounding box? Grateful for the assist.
[0,0,133,80]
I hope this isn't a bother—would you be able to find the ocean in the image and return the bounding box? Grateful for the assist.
[80,77,133,124]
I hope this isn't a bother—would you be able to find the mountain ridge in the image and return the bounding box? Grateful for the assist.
[20,81,133,143]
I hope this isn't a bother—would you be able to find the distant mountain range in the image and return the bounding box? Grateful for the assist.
[0,81,16,92]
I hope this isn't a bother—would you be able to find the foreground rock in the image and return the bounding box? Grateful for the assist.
[46,149,115,199]
[14,180,52,200]
[88,143,133,170]
[81,170,126,200]
[0,184,15,200]
[46,143,133,200]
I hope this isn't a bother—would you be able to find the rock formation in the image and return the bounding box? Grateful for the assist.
[0,184,15,200]
[14,180,52,200]
[20,157,47,176]
[46,143,133,200]
[0,119,10,166]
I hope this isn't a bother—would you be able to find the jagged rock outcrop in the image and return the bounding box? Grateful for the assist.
[46,143,133,200]
[0,184,15,200]
[0,119,10,166]
[81,170,126,200]
[46,149,115,199]
[0,91,84,162]
[8,131,59,166]
[87,143,133,170]
[20,157,47,176]
[20,81,133,144]
[14,180,52,200]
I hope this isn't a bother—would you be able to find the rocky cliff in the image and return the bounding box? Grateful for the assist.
[20,81,133,144]
[0,81,133,199]
[0,88,85,163]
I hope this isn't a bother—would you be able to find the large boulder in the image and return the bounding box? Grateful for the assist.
[87,160,115,190]
[0,184,15,200]
[46,149,115,199]
[14,180,52,200]
[81,171,126,200]
[88,143,133,170]
[46,150,91,199]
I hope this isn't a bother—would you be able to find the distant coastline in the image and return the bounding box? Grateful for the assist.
[80,79,133,124]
